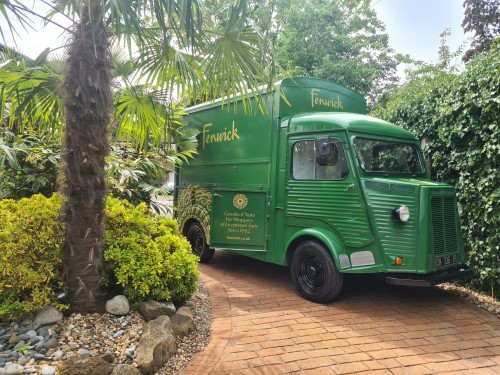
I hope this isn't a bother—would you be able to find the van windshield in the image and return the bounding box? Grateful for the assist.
[353,137,425,175]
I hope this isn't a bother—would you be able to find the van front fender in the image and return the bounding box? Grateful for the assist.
[284,228,349,270]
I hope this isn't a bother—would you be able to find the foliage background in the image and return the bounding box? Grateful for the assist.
[0,131,59,199]
[372,42,500,297]
[201,0,403,104]
[0,129,174,212]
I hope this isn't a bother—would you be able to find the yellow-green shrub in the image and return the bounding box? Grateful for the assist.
[0,194,199,318]
[104,196,199,304]
[0,194,66,317]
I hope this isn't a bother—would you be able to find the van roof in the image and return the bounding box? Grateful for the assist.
[288,112,417,140]
[187,77,367,116]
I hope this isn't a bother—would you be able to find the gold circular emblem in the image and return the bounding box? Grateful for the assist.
[233,194,248,209]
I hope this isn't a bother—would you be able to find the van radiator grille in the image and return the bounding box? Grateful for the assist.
[431,196,458,255]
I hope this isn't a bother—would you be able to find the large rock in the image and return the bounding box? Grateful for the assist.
[111,365,142,375]
[57,356,113,375]
[170,307,195,337]
[175,306,193,319]
[135,315,176,375]
[33,306,63,327]
[105,295,130,316]
[138,301,176,321]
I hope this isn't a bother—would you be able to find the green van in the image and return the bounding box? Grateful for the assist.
[175,77,471,303]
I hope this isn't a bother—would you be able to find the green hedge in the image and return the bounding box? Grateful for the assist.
[0,193,199,318]
[372,43,499,297]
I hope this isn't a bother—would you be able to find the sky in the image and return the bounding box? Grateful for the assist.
[372,0,471,64]
[2,0,471,65]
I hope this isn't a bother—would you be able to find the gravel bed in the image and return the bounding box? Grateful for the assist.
[438,282,500,316]
[0,281,212,375]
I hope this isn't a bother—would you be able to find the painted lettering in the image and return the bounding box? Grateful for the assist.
[202,121,240,149]
[221,210,259,240]
[310,88,344,110]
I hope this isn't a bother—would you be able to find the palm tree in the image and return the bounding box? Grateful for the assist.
[0,0,271,313]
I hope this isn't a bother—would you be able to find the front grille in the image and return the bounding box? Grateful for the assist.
[431,196,459,255]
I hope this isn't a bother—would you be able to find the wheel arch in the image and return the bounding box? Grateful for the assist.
[284,228,347,270]
[179,212,211,245]
[177,184,213,244]
[182,218,197,235]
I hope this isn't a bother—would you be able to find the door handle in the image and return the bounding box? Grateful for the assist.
[344,183,355,191]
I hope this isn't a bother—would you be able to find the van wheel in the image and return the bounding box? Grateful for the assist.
[291,241,343,303]
[186,222,214,263]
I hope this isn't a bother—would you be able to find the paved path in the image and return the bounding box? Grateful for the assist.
[182,251,500,375]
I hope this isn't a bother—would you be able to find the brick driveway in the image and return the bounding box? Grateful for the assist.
[182,251,500,375]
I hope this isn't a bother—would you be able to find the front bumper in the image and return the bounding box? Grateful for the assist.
[385,265,473,287]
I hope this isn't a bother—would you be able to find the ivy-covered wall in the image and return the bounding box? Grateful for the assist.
[372,43,499,297]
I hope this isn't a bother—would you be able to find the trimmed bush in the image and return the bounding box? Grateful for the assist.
[103,197,199,304]
[0,194,66,317]
[0,194,199,318]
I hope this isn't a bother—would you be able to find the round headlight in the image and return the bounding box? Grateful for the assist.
[394,205,410,222]
[457,202,464,216]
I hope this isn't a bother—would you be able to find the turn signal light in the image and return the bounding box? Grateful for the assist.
[395,257,404,266]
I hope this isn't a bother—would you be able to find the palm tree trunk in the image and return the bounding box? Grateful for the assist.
[61,4,113,313]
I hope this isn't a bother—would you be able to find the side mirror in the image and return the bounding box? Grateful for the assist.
[316,137,340,166]
[315,137,333,157]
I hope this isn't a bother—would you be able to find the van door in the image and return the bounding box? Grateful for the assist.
[285,135,373,249]
[211,189,267,250]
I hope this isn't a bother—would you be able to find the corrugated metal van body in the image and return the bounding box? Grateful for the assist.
[362,178,420,271]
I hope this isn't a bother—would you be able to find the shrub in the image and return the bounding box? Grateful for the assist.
[103,196,199,304]
[0,194,66,317]
[0,194,199,318]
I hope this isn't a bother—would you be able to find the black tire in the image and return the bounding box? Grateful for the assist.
[186,222,214,263]
[291,240,343,303]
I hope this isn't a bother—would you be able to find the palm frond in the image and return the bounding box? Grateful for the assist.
[53,0,202,54]
[0,64,63,133]
[113,84,170,150]
[137,34,202,95]
[200,1,271,111]
[0,0,34,47]
[111,45,136,79]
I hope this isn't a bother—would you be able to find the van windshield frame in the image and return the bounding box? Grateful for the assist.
[353,137,425,176]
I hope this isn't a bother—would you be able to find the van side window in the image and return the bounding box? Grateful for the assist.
[292,139,348,180]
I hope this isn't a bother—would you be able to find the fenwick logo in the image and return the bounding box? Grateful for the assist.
[310,88,343,110]
[202,121,240,149]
